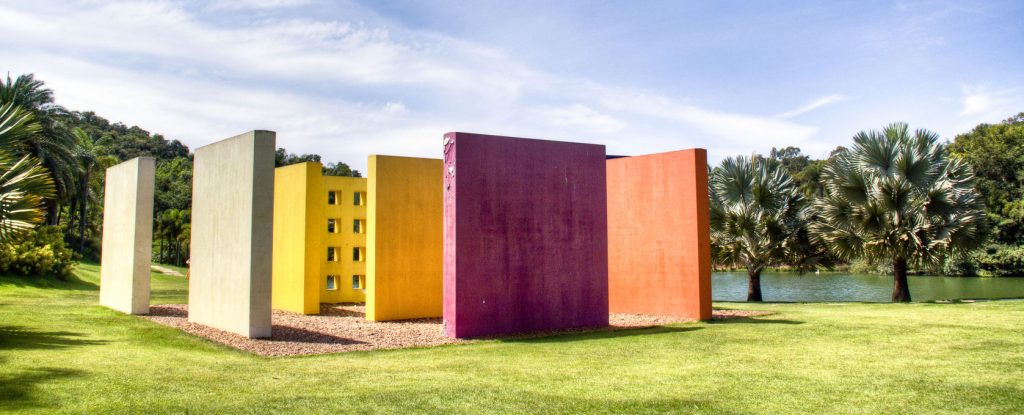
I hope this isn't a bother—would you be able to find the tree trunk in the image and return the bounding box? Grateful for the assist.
[67,198,76,237]
[46,200,60,225]
[747,268,763,302]
[78,169,90,254]
[892,257,911,303]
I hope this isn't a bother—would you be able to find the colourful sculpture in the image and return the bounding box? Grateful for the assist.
[366,155,444,321]
[442,132,610,338]
[606,149,712,320]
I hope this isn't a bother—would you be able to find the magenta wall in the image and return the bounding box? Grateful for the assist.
[442,132,609,338]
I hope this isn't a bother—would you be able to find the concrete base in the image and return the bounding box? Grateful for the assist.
[188,131,275,339]
[99,157,155,315]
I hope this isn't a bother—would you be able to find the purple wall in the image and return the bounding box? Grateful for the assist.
[442,132,609,338]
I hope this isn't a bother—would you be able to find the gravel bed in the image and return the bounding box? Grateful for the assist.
[143,304,770,357]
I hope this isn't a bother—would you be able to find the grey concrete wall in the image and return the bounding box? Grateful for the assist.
[99,157,155,315]
[188,131,275,338]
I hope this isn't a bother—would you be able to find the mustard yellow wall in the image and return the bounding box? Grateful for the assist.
[271,162,322,314]
[320,175,368,303]
[366,155,444,321]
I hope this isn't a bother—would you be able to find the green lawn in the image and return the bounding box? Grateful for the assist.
[1,264,1023,414]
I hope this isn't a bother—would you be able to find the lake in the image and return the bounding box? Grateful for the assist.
[713,272,1024,302]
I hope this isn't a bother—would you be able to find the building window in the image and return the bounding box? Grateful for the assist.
[326,275,337,290]
[352,247,363,261]
[327,191,337,205]
[352,275,363,289]
[353,219,363,234]
[354,191,366,206]
[327,219,336,233]
[327,247,337,262]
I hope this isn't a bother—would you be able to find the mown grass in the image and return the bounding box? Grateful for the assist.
[1,263,1023,414]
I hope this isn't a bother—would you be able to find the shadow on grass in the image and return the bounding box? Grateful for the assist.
[0,326,100,410]
[0,273,98,291]
[0,326,108,350]
[500,326,703,344]
[0,366,87,411]
[709,317,804,325]
[320,385,741,414]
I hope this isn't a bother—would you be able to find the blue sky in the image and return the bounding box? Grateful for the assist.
[2,0,1022,171]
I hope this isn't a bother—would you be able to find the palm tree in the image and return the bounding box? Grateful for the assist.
[811,123,987,302]
[709,154,806,301]
[71,128,115,253]
[0,103,56,241]
[0,73,80,225]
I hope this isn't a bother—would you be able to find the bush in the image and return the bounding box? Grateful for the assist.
[0,226,78,279]
[973,244,1024,277]
[66,235,102,262]
[941,254,979,277]
[848,258,890,275]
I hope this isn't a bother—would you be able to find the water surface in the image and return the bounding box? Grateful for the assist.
[712,272,1024,302]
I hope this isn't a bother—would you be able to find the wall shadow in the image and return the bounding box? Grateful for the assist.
[0,326,108,351]
[268,325,367,345]
[709,317,804,325]
[499,326,703,344]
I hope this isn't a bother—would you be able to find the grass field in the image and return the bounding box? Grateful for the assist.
[1,263,1023,414]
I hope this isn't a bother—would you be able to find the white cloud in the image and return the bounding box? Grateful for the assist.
[959,84,1016,118]
[206,0,311,11]
[531,104,627,134]
[776,94,848,119]
[0,0,828,170]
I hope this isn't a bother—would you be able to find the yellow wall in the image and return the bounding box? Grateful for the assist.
[272,163,368,314]
[271,162,322,314]
[320,175,368,304]
[366,155,444,321]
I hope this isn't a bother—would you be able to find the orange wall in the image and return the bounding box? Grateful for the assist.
[606,149,711,320]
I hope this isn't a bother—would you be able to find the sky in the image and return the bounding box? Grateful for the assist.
[2,0,1022,172]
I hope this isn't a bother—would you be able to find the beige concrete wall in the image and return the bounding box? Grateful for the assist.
[99,157,155,315]
[188,131,275,338]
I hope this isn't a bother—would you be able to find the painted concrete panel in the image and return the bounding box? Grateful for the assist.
[272,162,323,314]
[99,157,155,315]
[443,132,609,338]
[607,149,712,320]
[366,155,443,321]
[189,130,275,338]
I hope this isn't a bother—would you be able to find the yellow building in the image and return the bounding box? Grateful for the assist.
[366,155,444,321]
[272,162,367,314]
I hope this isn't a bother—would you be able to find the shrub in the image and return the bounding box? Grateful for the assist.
[974,244,1024,277]
[941,254,979,277]
[0,226,78,279]
[848,258,890,275]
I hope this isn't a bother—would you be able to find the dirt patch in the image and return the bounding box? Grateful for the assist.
[143,304,770,357]
[150,265,183,277]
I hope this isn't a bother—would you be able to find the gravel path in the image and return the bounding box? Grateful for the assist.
[143,304,770,357]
